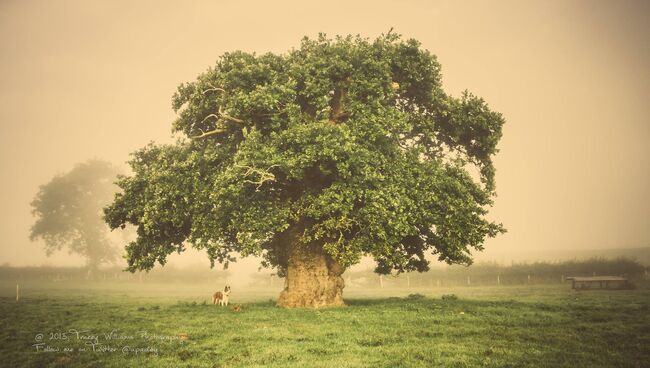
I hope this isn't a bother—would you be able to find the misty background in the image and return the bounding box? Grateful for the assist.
[1,0,648,278]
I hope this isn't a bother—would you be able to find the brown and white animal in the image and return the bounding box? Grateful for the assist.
[212,286,231,306]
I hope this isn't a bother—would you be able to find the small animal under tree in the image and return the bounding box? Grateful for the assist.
[213,286,231,306]
[104,32,505,308]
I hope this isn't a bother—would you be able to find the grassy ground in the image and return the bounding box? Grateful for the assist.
[0,281,648,367]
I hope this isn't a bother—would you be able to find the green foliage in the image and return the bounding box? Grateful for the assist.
[30,160,121,270]
[105,32,506,274]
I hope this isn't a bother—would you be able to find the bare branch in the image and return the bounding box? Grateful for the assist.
[191,109,245,139]
[191,128,228,139]
[219,106,245,124]
[235,164,279,191]
[329,77,350,124]
[189,86,246,139]
[200,114,220,125]
[202,85,226,95]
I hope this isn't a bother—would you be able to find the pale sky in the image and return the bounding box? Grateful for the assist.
[0,0,648,268]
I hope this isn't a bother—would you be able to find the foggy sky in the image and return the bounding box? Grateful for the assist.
[1,0,648,268]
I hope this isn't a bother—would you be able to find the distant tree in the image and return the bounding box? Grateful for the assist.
[30,160,121,278]
[104,32,505,308]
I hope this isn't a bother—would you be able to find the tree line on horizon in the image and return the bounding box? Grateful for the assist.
[343,257,648,288]
[2,257,645,286]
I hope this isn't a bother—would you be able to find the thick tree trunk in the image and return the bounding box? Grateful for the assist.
[276,226,345,308]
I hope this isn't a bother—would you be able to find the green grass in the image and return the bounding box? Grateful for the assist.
[1,282,649,367]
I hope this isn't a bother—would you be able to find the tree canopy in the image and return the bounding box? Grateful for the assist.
[104,33,505,279]
[30,160,121,272]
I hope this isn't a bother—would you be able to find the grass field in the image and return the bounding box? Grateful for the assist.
[1,281,648,367]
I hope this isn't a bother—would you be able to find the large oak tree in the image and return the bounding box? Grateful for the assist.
[104,33,505,308]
